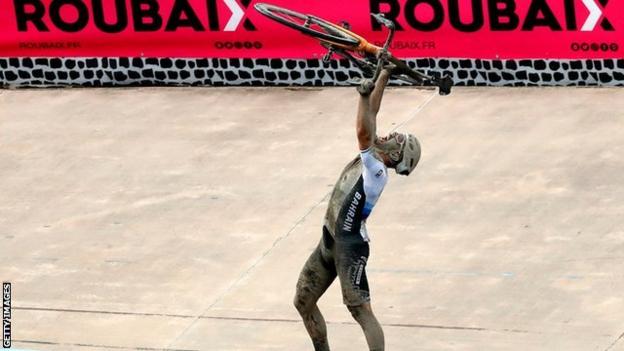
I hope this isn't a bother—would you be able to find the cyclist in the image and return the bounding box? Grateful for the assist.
[293,65,421,351]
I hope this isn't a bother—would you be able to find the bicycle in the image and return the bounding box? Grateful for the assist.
[254,3,453,96]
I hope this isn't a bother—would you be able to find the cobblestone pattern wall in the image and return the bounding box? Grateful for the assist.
[1,57,623,87]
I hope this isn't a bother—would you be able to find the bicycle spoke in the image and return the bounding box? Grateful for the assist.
[276,10,351,41]
[304,17,312,28]
[282,13,303,25]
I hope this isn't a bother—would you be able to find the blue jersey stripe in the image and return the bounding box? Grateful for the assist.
[362,202,374,219]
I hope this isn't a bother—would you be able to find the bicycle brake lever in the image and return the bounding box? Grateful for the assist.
[368,14,398,83]
[371,13,395,30]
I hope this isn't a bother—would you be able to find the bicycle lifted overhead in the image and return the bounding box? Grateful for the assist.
[254,3,453,96]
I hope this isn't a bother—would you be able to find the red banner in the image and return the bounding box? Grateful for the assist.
[0,0,622,59]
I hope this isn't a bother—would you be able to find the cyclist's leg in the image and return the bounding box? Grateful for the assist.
[348,302,385,351]
[335,237,384,351]
[294,228,337,351]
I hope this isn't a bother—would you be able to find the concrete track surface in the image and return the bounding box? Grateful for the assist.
[1,86,623,351]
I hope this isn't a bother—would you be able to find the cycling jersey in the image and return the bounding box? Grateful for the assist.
[324,147,388,242]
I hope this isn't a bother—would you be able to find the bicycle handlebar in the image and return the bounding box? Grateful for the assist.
[389,56,453,96]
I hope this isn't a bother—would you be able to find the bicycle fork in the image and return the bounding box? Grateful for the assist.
[369,13,396,83]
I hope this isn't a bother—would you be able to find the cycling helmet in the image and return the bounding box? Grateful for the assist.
[395,133,421,175]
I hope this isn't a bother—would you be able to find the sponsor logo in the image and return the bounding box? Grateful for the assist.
[2,283,10,349]
[214,40,262,49]
[19,41,81,49]
[14,0,256,33]
[370,0,614,32]
[374,40,436,50]
[355,257,367,285]
[342,191,362,233]
[375,169,384,178]
[571,42,618,51]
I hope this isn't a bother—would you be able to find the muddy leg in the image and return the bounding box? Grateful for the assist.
[348,302,385,351]
[294,245,336,351]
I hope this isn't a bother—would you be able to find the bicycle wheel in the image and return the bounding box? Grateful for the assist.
[254,3,361,48]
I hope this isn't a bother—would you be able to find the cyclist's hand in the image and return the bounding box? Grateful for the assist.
[383,63,397,74]
[356,78,375,96]
[376,50,391,64]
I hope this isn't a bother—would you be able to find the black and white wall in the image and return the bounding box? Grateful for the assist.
[1,57,623,87]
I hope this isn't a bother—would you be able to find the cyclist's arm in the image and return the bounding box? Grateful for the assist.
[370,69,391,115]
[356,69,391,150]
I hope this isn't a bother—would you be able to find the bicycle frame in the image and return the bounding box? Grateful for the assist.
[321,21,444,90]
[254,3,452,95]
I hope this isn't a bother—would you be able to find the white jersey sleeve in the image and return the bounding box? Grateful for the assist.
[360,147,388,219]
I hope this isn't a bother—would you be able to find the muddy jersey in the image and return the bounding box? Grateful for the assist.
[324,148,388,241]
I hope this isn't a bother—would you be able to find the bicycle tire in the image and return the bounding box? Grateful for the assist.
[254,3,361,48]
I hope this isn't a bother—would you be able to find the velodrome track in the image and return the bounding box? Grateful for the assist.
[1,86,623,350]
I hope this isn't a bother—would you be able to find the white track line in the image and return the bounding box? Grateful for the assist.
[164,191,331,349]
[164,88,437,349]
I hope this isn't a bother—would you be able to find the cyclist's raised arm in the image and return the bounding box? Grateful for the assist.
[369,69,391,115]
[356,69,392,151]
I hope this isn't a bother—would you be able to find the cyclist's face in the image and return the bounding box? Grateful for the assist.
[379,132,404,143]
[377,132,405,162]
